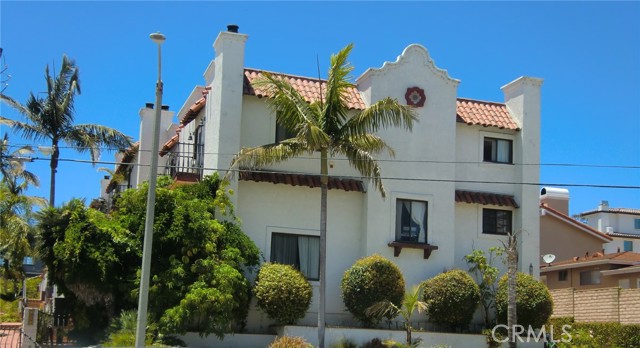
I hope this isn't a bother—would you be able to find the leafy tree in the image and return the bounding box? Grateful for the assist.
[228,44,417,348]
[341,254,405,327]
[254,263,312,325]
[366,285,428,347]
[36,175,260,342]
[0,55,132,206]
[464,247,504,327]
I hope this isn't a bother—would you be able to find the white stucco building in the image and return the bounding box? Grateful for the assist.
[102,25,543,329]
[579,201,640,254]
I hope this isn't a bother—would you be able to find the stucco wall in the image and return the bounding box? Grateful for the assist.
[540,215,605,262]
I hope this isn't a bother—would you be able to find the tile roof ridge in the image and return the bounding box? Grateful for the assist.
[456,97,506,106]
[245,67,358,86]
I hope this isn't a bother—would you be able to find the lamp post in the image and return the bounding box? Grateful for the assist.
[135,31,165,348]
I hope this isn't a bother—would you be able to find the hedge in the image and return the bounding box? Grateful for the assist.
[547,317,640,348]
[421,269,480,330]
[254,263,312,325]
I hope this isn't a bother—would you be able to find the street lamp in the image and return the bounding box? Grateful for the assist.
[135,31,165,348]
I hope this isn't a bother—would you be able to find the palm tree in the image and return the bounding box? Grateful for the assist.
[502,231,519,348]
[228,44,417,348]
[0,55,132,206]
[366,285,428,347]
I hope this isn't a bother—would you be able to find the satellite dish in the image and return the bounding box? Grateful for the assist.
[542,254,556,264]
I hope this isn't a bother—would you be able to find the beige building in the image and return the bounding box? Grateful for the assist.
[540,187,612,262]
[541,251,640,290]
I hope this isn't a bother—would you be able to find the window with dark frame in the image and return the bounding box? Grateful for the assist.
[482,208,512,235]
[483,137,513,164]
[558,270,568,281]
[395,199,428,243]
[579,270,601,285]
[624,240,633,252]
[635,218,640,230]
[275,122,296,143]
[270,233,320,280]
[193,125,204,173]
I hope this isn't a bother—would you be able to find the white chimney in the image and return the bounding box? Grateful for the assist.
[137,103,175,186]
[599,200,609,211]
[540,187,570,214]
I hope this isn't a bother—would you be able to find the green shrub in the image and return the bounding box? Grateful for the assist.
[341,254,405,326]
[361,338,386,348]
[547,318,640,348]
[421,269,480,330]
[330,338,357,348]
[495,272,553,328]
[268,336,313,348]
[254,263,312,325]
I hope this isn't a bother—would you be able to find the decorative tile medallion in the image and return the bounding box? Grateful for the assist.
[405,86,426,107]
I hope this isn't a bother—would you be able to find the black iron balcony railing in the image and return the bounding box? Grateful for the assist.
[164,142,204,182]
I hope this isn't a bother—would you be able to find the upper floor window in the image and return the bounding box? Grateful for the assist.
[482,208,512,235]
[395,199,428,243]
[484,137,513,164]
[275,122,296,143]
[624,240,633,252]
[634,218,640,230]
[271,233,319,280]
[580,270,601,285]
[558,270,568,281]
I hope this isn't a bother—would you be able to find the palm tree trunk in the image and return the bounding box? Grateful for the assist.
[49,141,59,206]
[318,148,328,348]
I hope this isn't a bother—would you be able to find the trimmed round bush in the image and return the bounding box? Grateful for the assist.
[422,269,480,330]
[268,336,312,348]
[254,263,312,325]
[341,254,405,326]
[496,272,553,328]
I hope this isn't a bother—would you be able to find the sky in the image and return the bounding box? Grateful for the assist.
[0,1,638,216]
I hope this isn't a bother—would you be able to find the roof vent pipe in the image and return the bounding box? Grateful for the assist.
[161,105,170,110]
[145,103,154,109]
[227,24,239,33]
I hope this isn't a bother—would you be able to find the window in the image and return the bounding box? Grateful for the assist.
[483,137,513,164]
[275,122,296,143]
[635,219,640,230]
[558,270,568,281]
[395,199,428,243]
[619,279,630,289]
[482,209,512,235]
[23,256,33,265]
[624,240,633,252]
[579,270,601,285]
[270,233,319,280]
[193,125,205,176]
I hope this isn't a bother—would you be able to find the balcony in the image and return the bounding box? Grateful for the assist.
[164,142,204,183]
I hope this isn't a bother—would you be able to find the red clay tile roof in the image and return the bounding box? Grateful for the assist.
[541,203,613,242]
[239,170,365,193]
[456,98,520,130]
[579,207,640,217]
[543,251,640,268]
[179,97,206,126]
[243,68,367,110]
[607,232,640,239]
[159,134,179,157]
[455,190,519,208]
[106,142,139,192]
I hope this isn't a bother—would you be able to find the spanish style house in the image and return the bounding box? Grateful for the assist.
[580,201,640,254]
[100,26,542,328]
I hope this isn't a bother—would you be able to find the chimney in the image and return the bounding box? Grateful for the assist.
[137,104,175,186]
[540,187,570,214]
[598,200,609,211]
[227,24,239,33]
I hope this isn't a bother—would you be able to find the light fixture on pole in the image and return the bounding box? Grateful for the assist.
[135,31,165,348]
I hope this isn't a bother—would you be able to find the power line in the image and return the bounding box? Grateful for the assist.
[22,156,640,190]
[6,143,640,169]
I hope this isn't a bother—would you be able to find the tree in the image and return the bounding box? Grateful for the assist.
[227,44,417,348]
[366,285,428,347]
[421,269,480,331]
[502,231,519,348]
[464,247,504,327]
[496,272,553,329]
[36,175,260,343]
[0,55,132,206]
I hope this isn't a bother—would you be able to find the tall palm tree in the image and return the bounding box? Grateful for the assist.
[503,231,519,348]
[0,55,132,206]
[228,44,417,348]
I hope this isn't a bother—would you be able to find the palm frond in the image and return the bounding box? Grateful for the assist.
[226,141,308,180]
[323,43,354,135]
[338,134,395,157]
[343,97,417,137]
[365,299,399,321]
[0,93,32,118]
[66,124,132,161]
[335,142,386,197]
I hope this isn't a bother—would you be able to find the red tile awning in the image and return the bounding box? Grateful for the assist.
[455,190,519,208]
[239,170,365,193]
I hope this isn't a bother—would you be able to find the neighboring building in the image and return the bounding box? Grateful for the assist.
[541,251,640,290]
[102,26,542,329]
[540,187,612,262]
[579,201,640,254]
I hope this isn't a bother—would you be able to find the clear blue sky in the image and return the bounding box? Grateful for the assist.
[1,1,638,216]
